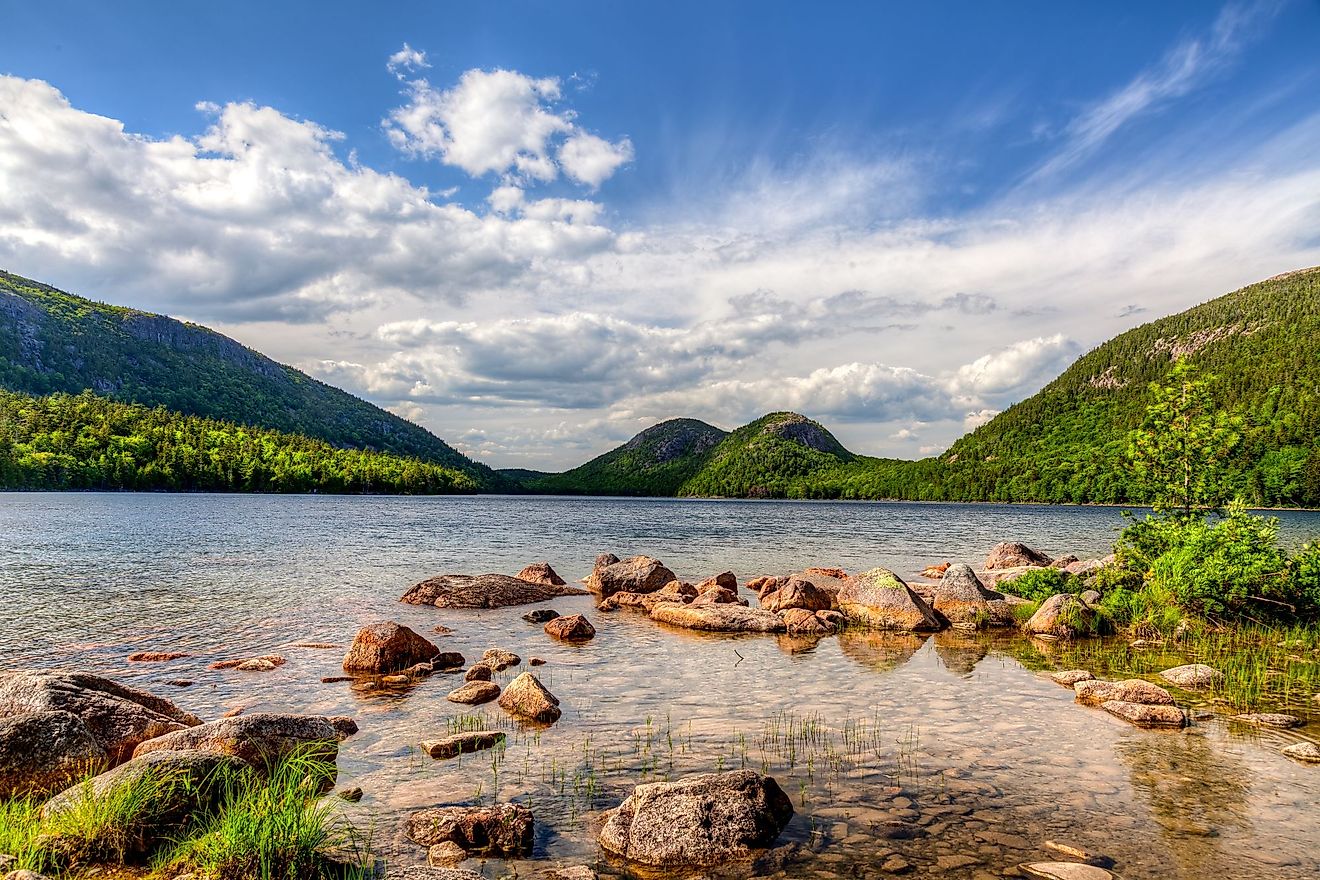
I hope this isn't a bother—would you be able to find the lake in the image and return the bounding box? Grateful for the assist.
[3,493,1320,879]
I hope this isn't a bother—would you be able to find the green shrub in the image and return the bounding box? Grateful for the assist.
[1287,541,1320,619]
[1146,501,1286,619]
[1002,568,1078,603]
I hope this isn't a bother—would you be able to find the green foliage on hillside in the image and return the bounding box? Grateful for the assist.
[526,268,1320,507]
[521,418,728,495]
[0,270,500,488]
[0,390,476,494]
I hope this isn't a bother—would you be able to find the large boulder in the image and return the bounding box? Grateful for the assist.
[544,614,596,641]
[760,577,834,613]
[343,622,450,673]
[590,556,677,598]
[837,568,942,631]
[1023,594,1097,639]
[404,803,533,856]
[0,711,107,799]
[985,542,1052,570]
[0,671,201,765]
[598,770,793,868]
[131,713,341,771]
[516,562,567,586]
[930,564,1006,627]
[650,604,787,633]
[497,672,561,723]
[401,573,588,608]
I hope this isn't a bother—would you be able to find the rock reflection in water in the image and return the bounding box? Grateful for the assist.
[837,629,927,673]
[931,631,990,678]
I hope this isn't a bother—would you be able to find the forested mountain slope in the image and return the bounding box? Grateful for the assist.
[0,271,501,488]
[521,418,728,495]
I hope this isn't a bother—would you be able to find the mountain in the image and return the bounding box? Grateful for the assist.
[0,270,501,489]
[515,268,1320,507]
[1,389,476,493]
[518,418,728,495]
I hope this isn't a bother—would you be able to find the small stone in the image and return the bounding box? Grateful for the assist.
[237,658,278,672]
[210,654,286,670]
[292,642,340,649]
[165,679,194,688]
[529,657,546,666]
[432,624,454,635]
[1231,712,1302,728]
[337,786,364,802]
[498,672,561,723]
[881,855,912,874]
[428,840,469,866]
[1074,679,1174,706]
[446,682,501,705]
[935,854,980,870]
[381,674,410,684]
[481,649,521,671]
[1050,670,1094,687]
[1281,741,1320,763]
[321,676,353,683]
[522,608,560,623]
[1102,700,1187,729]
[126,651,190,662]
[464,665,493,682]
[547,867,597,880]
[423,731,506,759]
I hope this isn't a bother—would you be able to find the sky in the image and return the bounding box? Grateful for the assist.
[2,1,1319,469]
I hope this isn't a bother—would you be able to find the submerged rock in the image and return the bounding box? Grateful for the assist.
[1281,741,1320,763]
[517,562,567,586]
[126,651,190,662]
[1019,863,1114,880]
[1024,594,1097,639]
[402,573,587,608]
[404,803,533,855]
[522,608,560,623]
[650,603,787,633]
[132,712,342,770]
[986,541,1053,569]
[446,682,501,705]
[209,654,287,670]
[1160,664,1225,690]
[0,671,201,765]
[837,568,943,631]
[1102,700,1188,729]
[0,710,106,799]
[598,769,793,868]
[590,556,677,598]
[1231,713,1302,729]
[498,672,561,723]
[544,614,596,641]
[343,622,451,674]
[423,731,506,759]
[1074,679,1175,707]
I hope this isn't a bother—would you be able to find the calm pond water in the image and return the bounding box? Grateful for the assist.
[3,493,1320,879]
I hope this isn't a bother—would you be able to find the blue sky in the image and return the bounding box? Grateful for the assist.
[2,1,1319,467]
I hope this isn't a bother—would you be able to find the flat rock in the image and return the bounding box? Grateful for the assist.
[1231,713,1302,729]
[0,710,106,799]
[1019,863,1113,880]
[544,614,596,641]
[517,562,567,586]
[132,712,341,770]
[446,682,501,705]
[126,651,190,662]
[384,867,485,880]
[343,622,449,674]
[598,590,688,613]
[404,803,533,855]
[1102,700,1188,729]
[423,731,506,759]
[209,654,286,670]
[589,556,677,598]
[1160,664,1225,690]
[837,568,942,631]
[402,573,587,608]
[651,603,787,633]
[986,541,1053,569]
[598,769,793,868]
[1281,741,1320,763]
[0,671,201,765]
[1075,679,1175,707]
[498,672,561,723]
[1050,670,1095,687]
